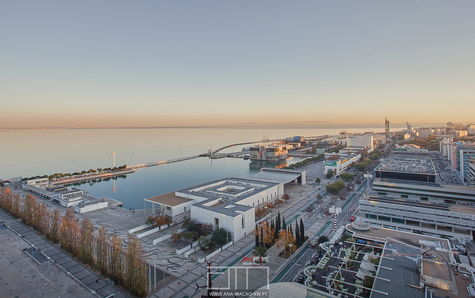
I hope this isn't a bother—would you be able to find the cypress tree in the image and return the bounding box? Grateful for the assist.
[299,218,305,244]
[276,212,281,233]
[260,226,264,247]
[255,224,259,247]
[295,220,300,246]
[282,216,287,230]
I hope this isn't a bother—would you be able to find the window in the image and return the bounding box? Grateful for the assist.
[242,217,245,229]
[391,218,405,224]
[420,197,428,201]
[184,206,186,212]
[407,220,420,227]
[400,194,408,198]
[365,214,377,219]
[378,215,391,222]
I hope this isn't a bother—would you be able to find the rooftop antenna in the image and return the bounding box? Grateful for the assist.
[111,152,117,168]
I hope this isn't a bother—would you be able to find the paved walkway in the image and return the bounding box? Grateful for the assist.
[0,208,129,298]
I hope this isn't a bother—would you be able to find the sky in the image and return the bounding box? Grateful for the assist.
[1,0,474,128]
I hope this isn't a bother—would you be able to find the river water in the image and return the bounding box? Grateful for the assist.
[0,127,383,208]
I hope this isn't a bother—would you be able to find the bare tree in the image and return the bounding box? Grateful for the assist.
[110,233,124,285]
[95,226,109,276]
[79,218,95,266]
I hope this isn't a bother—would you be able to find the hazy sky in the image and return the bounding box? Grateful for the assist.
[1,1,474,128]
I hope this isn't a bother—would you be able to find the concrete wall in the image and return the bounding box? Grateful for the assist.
[190,206,255,241]
[235,184,282,208]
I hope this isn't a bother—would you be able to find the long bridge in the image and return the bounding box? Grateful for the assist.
[128,138,284,169]
[128,135,331,170]
[210,138,282,155]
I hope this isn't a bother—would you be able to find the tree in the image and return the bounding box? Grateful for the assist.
[277,230,296,257]
[299,218,305,245]
[326,170,334,179]
[60,208,79,255]
[282,216,287,230]
[326,181,345,195]
[255,225,259,247]
[294,221,300,246]
[22,195,37,226]
[315,178,321,184]
[34,202,49,234]
[260,222,275,248]
[211,228,231,246]
[79,218,95,265]
[340,173,354,181]
[154,215,171,228]
[171,233,182,243]
[275,212,281,239]
[110,233,124,285]
[48,209,61,243]
[125,236,148,297]
[254,246,267,257]
[96,226,109,275]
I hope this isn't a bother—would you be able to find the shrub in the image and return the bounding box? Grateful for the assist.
[326,181,345,195]
[211,228,231,246]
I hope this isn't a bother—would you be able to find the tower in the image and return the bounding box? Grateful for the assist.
[112,152,116,168]
[385,117,390,139]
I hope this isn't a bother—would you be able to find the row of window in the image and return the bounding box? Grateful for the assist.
[364,213,471,235]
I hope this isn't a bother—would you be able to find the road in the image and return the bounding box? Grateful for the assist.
[277,179,369,283]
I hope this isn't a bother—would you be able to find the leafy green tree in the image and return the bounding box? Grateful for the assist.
[326,181,345,195]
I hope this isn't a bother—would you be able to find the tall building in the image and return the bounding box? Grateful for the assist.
[358,151,475,240]
[459,146,475,186]
[384,117,390,140]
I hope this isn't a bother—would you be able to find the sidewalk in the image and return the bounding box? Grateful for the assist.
[0,208,128,298]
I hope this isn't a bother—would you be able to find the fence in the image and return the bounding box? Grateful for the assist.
[128,224,150,234]
[197,241,234,263]
[152,228,185,245]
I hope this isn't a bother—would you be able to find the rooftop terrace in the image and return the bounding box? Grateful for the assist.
[376,154,436,175]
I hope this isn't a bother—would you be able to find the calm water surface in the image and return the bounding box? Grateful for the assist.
[0,127,383,208]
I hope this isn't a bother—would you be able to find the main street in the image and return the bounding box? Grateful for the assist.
[277,179,369,283]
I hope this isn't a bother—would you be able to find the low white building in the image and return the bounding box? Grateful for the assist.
[346,134,374,153]
[324,153,361,175]
[145,172,311,241]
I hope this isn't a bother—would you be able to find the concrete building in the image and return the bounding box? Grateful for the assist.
[375,152,437,183]
[21,180,110,213]
[324,152,361,175]
[459,146,475,186]
[373,134,387,147]
[359,152,475,240]
[359,194,475,240]
[455,130,468,138]
[345,134,374,153]
[416,127,432,138]
[347,223,475,298]
[441,140,475,186]
[468,124,475,135]
[250,144,288,161]
[393,144,428,153]
[181,177,282,241]
[144,169,306,241]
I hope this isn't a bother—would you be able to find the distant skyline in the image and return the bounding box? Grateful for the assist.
[1,1,474,128]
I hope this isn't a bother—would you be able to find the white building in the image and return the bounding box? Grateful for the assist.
[324,153,361,175]
[181,177,283,241]
[144,169,306,242]
[346,134,374,153]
